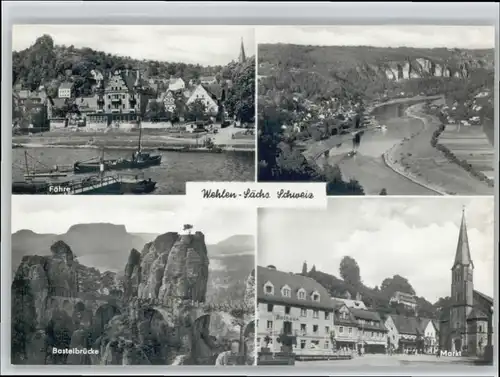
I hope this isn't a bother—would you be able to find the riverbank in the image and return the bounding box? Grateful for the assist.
[12,133,255,153]
[384,103,494,195]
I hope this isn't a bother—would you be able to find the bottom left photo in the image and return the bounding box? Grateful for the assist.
[10,196,256,366]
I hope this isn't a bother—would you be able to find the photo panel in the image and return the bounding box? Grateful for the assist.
[256,26,496,196]
[10,196,256,366]
[256,197,494,366]
[12,25,256,195]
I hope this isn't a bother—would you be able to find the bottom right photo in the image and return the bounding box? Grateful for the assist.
[256,197,494,367]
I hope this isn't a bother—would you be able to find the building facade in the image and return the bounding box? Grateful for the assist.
[440,209,494,359]
[390,291,417,309]
[421,319,439,354]
[385,315,420,353]
[256,265,334,355]
[332,301,359,351]
[58,82,74,99]
[186,84,219,115]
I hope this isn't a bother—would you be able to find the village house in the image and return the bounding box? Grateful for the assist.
[199,76,217,85]
[331,300,359,352]
[385,314,421,353]
[256,265,335,355]
[168,77,185,92]
[390,291,417,310]
[420,318,440,354]
[186,84,223,116]
[350,308,388,354]
[58,82,75,99]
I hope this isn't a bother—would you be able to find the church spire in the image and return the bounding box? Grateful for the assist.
[452,206,474,269]
[238,37,246,63]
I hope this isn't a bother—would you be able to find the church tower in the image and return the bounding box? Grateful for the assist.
[449,207,474,352]
[238,37,246,63]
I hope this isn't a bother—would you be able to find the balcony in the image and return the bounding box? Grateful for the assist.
[111,98,122,103]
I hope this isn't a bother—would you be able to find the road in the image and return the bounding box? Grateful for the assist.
[295,353,481,367]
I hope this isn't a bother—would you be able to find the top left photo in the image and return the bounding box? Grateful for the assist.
[11,25,256,195]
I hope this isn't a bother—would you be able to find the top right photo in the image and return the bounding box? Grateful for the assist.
[257,26,496,196]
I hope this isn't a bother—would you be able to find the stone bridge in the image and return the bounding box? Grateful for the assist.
[127,296,255,332]
[44,292,123,328]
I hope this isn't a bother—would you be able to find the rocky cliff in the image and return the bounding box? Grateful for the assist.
[11,240,123,365]
[11,232,253,366]
[258,43,494,84]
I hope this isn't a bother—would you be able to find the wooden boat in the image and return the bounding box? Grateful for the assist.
[74,121,162,173]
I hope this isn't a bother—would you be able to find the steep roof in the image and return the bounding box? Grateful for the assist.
[59,82,74,90]
[76,95,98,111]
[257,265,334,311]
[202,84,223,100]
[473,290,493,305]
[452,208,474,269]
[467,307,488,321]
[388,314,421,335]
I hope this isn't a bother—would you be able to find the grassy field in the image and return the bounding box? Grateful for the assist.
[389,104,494,195]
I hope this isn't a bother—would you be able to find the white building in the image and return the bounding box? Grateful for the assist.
[186,84,219,115]
[168,78,185,92]
[421,318,439,354]
[199,76,217,85]
[256,265,335,355]
[58,82,74,99]
[390,291,417,309]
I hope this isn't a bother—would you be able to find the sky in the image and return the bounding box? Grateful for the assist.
[12,25,255,66]
[258,197,495,303]
[256,26,495,49]
[12,196,256,244]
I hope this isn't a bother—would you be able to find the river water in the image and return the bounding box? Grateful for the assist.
[13,148,255,195]
[322,101,437,195]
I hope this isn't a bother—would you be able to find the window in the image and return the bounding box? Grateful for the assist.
[122,104,125,109]
[298,289,306,299]
[313,310,319,319]
[324,341,330,349]
[479,325,483,332]
[325,326,330,334]
[266,321,273,329]
[339,327,344,333]
[300,308,307,317]
[325,311,330,320]
[348,327,352,334]
[285,306,291,315]
[267,304,274,312]
[313,325,318,334]
[371,331,374,337]
[107,104,111,109]
[312,293,320,301]
[264,282,274,295]
[300,340,306,349]
[123,94,125,99]
[282,288,291,297]
[300,324,306,334]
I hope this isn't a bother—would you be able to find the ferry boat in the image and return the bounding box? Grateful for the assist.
[73,120,162,174]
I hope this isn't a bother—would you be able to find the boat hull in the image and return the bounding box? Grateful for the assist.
[74,155,162,174]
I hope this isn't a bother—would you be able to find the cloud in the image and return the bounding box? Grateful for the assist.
[12,196,256,244]
[256,26,495,49]
[258,197,494,303]
[12,25,255,66]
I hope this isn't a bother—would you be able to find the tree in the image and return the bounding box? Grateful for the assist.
[339,256,361,286]
[379,188,388,195]
[301,261,307,275]
[183,224,193,235]
[225,58,255,123]
[146,101,166,121]
[310,265,316,273]
[380,275,415,298]
[185,98,207,121]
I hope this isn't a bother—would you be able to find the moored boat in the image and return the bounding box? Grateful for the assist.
[73,152,161,174]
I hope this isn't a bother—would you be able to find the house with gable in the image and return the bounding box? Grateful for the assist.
[256,265,335,355]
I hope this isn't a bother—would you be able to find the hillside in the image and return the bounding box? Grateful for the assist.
[12,34,222,96]
[302,265,440,319]
[12,226,255,304]
[258,44,494,101]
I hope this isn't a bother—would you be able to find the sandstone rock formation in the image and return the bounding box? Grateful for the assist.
[11,240,123,365]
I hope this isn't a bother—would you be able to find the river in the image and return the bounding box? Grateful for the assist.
[13,147,255,195]
[320,101,437,195]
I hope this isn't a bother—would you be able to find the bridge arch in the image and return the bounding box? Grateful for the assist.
[91,303,122,340]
